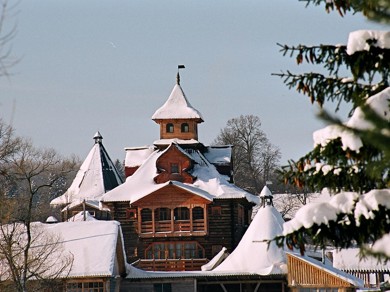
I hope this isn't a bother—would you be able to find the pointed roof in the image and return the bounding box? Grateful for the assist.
[259,185,273,198]
[50,132,123,206]
[151,83,204,121]
[212,203,287,275]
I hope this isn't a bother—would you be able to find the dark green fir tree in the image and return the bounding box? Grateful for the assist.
[274,6,390,260]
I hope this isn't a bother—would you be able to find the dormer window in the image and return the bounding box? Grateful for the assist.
[166,123,174,133]
[181,123,189,133]
[171,163,179,174]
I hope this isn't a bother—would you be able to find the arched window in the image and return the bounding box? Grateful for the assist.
[155,208,171,221]
[181,123,189,133]
[166,123,174,133]
[174,207,189,220]
[141,208,152,222]
[192,206,204,220]
[145,241,205,259]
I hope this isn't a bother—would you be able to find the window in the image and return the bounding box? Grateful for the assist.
[192,206,204,220]
[154,283,172,292]
[126,208,137,219]
[145,241,205,259]
[141,208,152,222]
[181,123,189,132]
[174,207,189,220]
[299,289,338,292]
[155,207,171,221]
[166,123,174,133]
[66,281,104,292]
[170,163,179,174]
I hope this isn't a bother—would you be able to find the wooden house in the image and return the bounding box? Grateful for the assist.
[121,187,362,292]
[331,248,390,289]
[50,131,123,221]
[0,219,127,292]
[101,73,259,271]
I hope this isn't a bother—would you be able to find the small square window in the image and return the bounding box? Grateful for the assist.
[126,208,137,219]
[171,163,179,174]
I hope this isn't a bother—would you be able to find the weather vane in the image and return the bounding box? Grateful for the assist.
[177,64,185,85]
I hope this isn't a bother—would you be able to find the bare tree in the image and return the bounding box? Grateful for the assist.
[214,115,281,193]
[0,223,73,292]
[0,0,18,78]
[0,139,77,291]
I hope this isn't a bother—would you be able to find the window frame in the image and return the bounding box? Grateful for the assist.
[166,123,174,133]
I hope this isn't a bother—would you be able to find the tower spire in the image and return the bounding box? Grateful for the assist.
[93,131,103,144]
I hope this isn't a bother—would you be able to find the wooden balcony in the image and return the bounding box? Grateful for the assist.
[136,258,209,271]
[140,219,206,238]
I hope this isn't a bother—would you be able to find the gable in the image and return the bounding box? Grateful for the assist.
[287,253,359,288]
[154,144,195,184]
[131,184,212,207]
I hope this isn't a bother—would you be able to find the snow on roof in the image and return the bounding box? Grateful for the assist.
[0,221,126,280]
[153,138,200,146]
[212,205,287,275]
[332,248,390,272]
[51,134,123,206]
[102,146,259,204]
[347,30,390,55]
[61,199,100,212]
[151,84,204,121]
[259,185,273,198]
[46,216,59,223]
[189,150,259,204]
[124,146,155,168]
[66,211,98,222]
[44,220,125,278]
[313,87,390,152]
[126,264,284,280]
[201,247,229,271]
[287,252,364,287]
[371,233,390,258]
[203,145,232,165]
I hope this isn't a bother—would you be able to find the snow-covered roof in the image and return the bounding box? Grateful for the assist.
[46,220,126,278]
[212,204,287,275]
[151,84,204,121]
[0,221,126,280]
[46,216,59,223]
[66,211,98,222]
[51,132,123,206]
[347,30,390,55]
[101,145,258,204]
[313,87,390,153]
[332,248,390,272]
[203,145,232,165]
[201,247,229,271]
[287,252,364,287]
[259,185,273,198]
[125,146,155,168]
[153,138,200,146]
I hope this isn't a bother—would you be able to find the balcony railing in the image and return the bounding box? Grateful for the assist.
[140,219,206,237]
[135,258,209,271]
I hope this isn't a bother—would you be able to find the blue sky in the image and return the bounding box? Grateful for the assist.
[0,0,387,164]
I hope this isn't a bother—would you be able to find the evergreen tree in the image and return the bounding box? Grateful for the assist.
[299,0,390,23]
[274,12,390,259]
